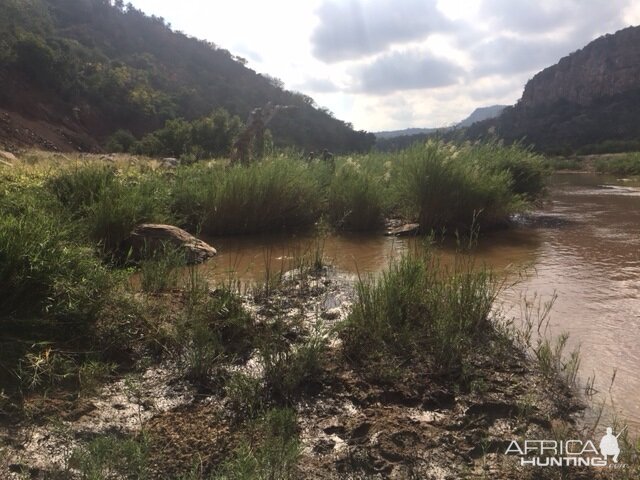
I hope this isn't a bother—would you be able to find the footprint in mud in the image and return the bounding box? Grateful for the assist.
[390,430,420,448]
[323,425,347,436]
[350,422,371,441]
[313,438,336,454]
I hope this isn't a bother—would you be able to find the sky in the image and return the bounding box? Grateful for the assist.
[127,0,640,132]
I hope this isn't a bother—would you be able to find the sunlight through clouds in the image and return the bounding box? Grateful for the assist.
[127,0,639,132]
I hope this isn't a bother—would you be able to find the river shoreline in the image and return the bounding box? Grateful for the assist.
[2,262,606,479]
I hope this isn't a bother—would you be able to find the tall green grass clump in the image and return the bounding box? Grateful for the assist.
[46,163,117,214]
[172,157,322,235]
[179,276,255,383]
[139,244,187,293]
[0,201,115,326]
[327,162,385,230]
[87,174,171,254]
[341,247,497,373]
[393,142,520,232]
[214,408,300,480]
[45,163,171,255]
[594,152,640,175]
[459,141,547,199]
[70,434,149,479]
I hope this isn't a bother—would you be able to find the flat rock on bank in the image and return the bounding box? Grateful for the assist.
[124,224,217,264]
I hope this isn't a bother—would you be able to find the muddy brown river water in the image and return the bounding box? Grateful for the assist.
[197,173,640,432]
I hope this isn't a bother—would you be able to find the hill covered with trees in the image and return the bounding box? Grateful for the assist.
[0,0,375,154]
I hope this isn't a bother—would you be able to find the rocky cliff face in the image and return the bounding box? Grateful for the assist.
[520,26,640,108]
[461,25,640,154]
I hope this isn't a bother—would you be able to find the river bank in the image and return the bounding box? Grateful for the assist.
[2,254,599,479]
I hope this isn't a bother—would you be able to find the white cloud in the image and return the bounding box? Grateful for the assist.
[126,0,639,131]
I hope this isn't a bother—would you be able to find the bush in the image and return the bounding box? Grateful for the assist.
[327,162,384,230]
[392,142,520,232]
[172,157,322,235]
[106,129,137,153]
[12,34,56,83]
[594,152,640,175]
[46,163,117,214]
[341,248,497,372]
[134,109,242,159]
[0,208,115,325]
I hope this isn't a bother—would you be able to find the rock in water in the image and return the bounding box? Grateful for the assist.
[125,224,217,264]
[384,223,420,237]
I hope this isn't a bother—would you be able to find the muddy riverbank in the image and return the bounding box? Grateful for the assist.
[1,262,602,479]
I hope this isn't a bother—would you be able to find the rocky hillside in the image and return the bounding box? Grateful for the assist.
[0,0,374,154]
[520,27,640,108]
[465,26,640,154]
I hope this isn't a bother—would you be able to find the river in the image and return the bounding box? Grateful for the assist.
[197,172,640,431]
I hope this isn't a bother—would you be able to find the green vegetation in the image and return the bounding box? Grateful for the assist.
[594,152,640,175]
[0,0,375,153]
[172,158,322,235]
[392,142,530,231]
[464,88,640,155]
[341,247,497,374]
[541,156,586,171]
[214,409,300,480]
[327,162,385,230]
[70,434,150,480]
[0,140,545,331]
[129,110,243,159]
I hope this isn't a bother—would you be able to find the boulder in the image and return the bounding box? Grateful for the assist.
[384,223,420,237]
[0,151,17,164]
[125,224,217,264]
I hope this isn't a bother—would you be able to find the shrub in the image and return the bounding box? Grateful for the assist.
[133,109,242,159]
[594,152,640,175]
[172,157,322,235]
[341,248,497,372]
[327,162,384,230]
[392,142,519,232]
[106,129,137,153]
[0,208,115,324]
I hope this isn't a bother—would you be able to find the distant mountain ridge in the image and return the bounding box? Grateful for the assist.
[456,105,506,127]
[374,105,506,140]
